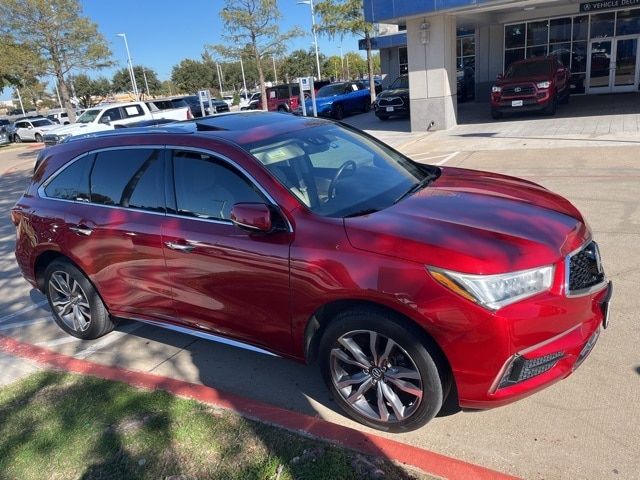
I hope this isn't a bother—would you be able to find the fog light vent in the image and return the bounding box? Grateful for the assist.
[498,352,564,389]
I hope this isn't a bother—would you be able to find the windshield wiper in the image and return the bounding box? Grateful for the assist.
[393,173,437,204]
[343,208,380,218]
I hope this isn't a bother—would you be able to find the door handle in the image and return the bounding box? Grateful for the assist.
[69,225,93,236]
[164,241,195,253]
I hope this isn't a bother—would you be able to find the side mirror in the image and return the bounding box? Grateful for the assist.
[100,115,111,125]
[28,125,33,129]
[230,203,273,233]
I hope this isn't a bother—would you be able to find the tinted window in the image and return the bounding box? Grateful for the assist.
[172,151,264,220]
[90,149,164,211]
[390,76,409,89]
[101,108,122,123]
[506,60,551,78]
[32,119,54,127]
[44,156,92,201]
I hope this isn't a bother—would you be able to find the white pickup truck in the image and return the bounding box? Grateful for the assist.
[43,100,190,145]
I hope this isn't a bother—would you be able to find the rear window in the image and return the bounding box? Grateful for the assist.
[44,156,92,201]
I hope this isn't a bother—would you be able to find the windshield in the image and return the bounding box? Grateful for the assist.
[31,119,54,127]
[243,124,435,218]
[317,83,347,98]
[506,61,551,78]
[390,76,409,89]
[76,109,101,124]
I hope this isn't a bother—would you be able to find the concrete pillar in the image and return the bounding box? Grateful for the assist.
[407,14,457,131]
[475,24,504,101]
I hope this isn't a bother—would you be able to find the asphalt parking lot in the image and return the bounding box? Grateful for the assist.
[1,115,639,479]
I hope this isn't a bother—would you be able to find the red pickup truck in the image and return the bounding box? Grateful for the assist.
[491,56,570,119]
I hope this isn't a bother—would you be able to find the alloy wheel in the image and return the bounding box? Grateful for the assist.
[330,330,423,423]
[48,270,91,332]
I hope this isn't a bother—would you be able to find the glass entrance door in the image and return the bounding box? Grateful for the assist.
[613,38,638,91]
[588,40,613,92]
[588,37,640,93]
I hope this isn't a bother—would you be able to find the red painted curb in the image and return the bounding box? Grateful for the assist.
[0,334,519,480]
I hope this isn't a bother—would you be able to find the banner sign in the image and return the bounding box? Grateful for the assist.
[580,0,640,13]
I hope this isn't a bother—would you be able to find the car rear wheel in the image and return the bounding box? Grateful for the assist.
[35,133,43,143]
[319,308,446,432]
[44,259,116,340]
[332,103,344,120]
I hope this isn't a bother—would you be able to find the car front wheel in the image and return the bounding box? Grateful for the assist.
[45,259,116,340]
[319,308,446,432]
[332,103,344,120]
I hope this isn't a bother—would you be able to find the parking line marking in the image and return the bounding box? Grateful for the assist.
[0,300,48,323]
[73,322,143,359]
[434,151,460,165]
[0,317,50,331]
[37,336,82,347]
[410,153,450,160]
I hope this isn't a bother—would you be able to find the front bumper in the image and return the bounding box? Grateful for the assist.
[458,280,612,409]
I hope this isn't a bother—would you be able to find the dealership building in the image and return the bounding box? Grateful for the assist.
[362,0,640,131]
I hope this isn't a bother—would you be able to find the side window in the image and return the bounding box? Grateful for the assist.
[101,108,122,123]
[44,155,92,201]
[123,105,144,118]
[172,150,264,220]
[90,149,164,211]
[15,122,26,129]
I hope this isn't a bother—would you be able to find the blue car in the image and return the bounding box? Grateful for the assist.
[300,82,371,120]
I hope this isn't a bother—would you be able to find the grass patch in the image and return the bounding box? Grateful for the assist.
[0,371,433,479]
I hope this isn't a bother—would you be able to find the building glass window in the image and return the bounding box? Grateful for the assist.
[616,9,640,35]
[399,47,408,75]
[573,15,589,41]
[456,34,476,71]
[505,23,526,49]
[527,20,549,46]
[590,13,615,38]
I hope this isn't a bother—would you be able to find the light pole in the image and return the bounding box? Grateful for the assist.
[116,33,139,99]
[239,57,248,96]
[339,45,344,80]
[297,0,321,80]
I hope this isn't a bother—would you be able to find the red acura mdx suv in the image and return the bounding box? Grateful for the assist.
[12,112,611,432]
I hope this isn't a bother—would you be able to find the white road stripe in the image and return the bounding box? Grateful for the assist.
[73,322,143,359]
[0,317,50,331]
[0,300,48,323]
[433,151,460,165]
[409,152,449,160]
[37,336,82,347]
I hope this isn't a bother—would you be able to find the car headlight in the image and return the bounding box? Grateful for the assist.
[536,81,551,89]
[428,265,555,310]
[492,86,502,93]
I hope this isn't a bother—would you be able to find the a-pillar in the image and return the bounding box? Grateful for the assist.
[407,15,458,131]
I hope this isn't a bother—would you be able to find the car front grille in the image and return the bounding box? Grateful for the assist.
[502,85,535,97]
[378,97,404,107]
[568,241,605,294]
[43,134,60,146]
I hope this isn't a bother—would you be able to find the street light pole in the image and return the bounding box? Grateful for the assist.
[297,0,321,80]
[239,57,248,96]
[116,33,139,100]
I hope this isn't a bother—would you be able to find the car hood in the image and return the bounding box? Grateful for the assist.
[378,88,409,98]
[34,124,61,132]
[47,123,98,135]
[498,74,550,85]
[344,167,590,274]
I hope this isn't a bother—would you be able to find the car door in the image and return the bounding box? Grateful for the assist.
[16,121,34,141]
[58,147,175,321]
[162,148,293,353]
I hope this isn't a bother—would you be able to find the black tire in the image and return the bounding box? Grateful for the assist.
[277,105,288,113]
[362,100,371,113]
[560,88,570,104]
[13,134,22,143]
[35,133,43,143]
[319,308,447,432]
[490,108,503,120]
[377,114,389,121]
[332,103,344,120]
[44,259,116,340]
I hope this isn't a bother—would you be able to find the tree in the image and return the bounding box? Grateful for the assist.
[171,59,216,94]
[281,49,325,81]
[72,74,111,107]
[0,0,112,123]
[209,0,302,110]
[0,34,45,92]
[315,0,377,102]
[112,66,161,98]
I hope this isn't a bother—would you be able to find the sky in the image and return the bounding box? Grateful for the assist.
[1,0,362,101]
